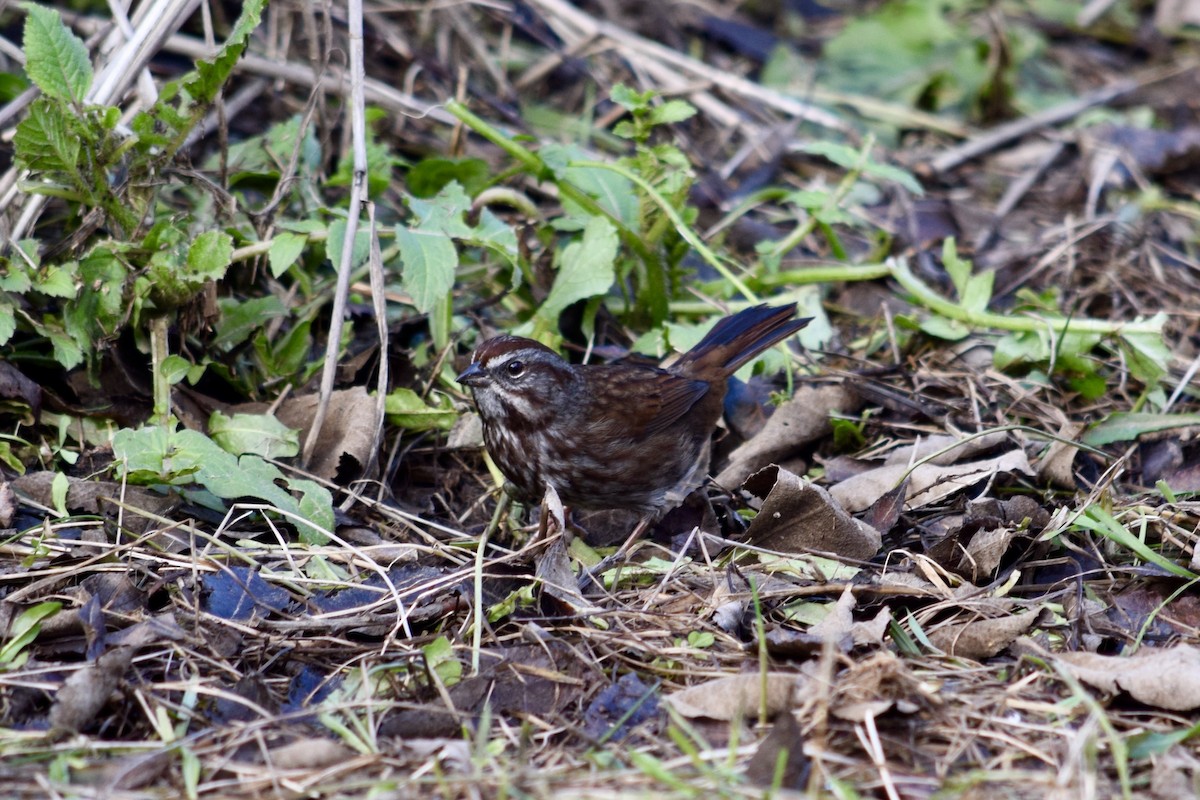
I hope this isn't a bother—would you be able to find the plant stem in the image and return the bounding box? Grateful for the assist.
[888,257,1165,336]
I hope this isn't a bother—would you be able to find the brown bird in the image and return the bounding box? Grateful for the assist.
[457,304,809,526]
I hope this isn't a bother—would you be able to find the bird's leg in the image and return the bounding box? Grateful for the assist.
[577,514,651,591]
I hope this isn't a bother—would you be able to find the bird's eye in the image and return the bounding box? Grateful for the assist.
[505,360,526,378]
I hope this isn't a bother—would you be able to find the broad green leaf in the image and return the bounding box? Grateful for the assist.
[1120,329,1170,387]
[213,296,287,352]
[536,216,618,323]
[919,316,970,341]
[37,262,77,298]
[421,636,463,686]
[12,97,80,173]
[161,355,192,385]
[325,219,371,273]
[268,231,308,278]
[209,411,300,458]
[187,230,234,281]
[407,182,474,237]
[397,227,457,313]
[22,4,92,103]
[113,426,332,544]
[406,157,490,198]
[385,388,457,432]
[543,143,638,227]
[45,322,83,369]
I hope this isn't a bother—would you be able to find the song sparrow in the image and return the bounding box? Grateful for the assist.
[457,304,809,520]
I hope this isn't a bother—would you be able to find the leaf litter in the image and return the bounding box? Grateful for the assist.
[0,0,1199,798]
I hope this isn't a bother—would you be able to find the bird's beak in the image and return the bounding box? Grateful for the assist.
[457,362,488,387]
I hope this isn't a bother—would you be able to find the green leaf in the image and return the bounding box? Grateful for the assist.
[406,157,490,198]
[13,97,80,173]
[1083,412,1200,447]
[161,355,192,385]
[112,426,333,544]
[421,636,463,686]
[919,315,970,341]
[648,99,697,126]
[397,227,457,313]
[37,262,77,298]
[213,296,286,352]
[129,0,265,159]
[187,230,234,281]
[45,321,83,369]
[1073,506,1197,579]
[543,143,638,227]
[209,411,300,458]
[385,388,457,432]
[50,471,69,517]
[801,140,924,195]
[0,301,15,345]
[21,4,92,103]
[535,216,618,323]
[407,182,474,237]
[0,600,62,664]
[268,231,308,278]
[1119,329,1170,387]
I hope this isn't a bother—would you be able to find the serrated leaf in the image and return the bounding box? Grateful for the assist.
[209,411,299,458]
[112,426,332,544]
[397,227,457,313]
[536,217,618,322]
[129,0,264,160]
[45,323,83,369]
[187,230,234,281]
[13,97,80,173]
[22,4,92,103]
[38,262,77,298]
[407,182,474,237]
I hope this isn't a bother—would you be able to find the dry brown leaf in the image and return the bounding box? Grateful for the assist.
[962,527,1015,581]
[882,431,1011,467]
[49,647,134,734]
[12,473,178,535]
[744,713,809,789]
[1037,421,1086,489]
[269,387,377,480]
[263,738,355,771]
[929,608,1042,660]
[1051,644,1200,711]
[666,673,800,720]
[829,650,932,722]
[716,384,860,489]
[829,450,1034,513]
[742,465,881,560]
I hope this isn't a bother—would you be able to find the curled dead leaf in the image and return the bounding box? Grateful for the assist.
[742,465,881,560]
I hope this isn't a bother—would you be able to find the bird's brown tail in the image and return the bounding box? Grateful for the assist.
[674,304,810,377]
